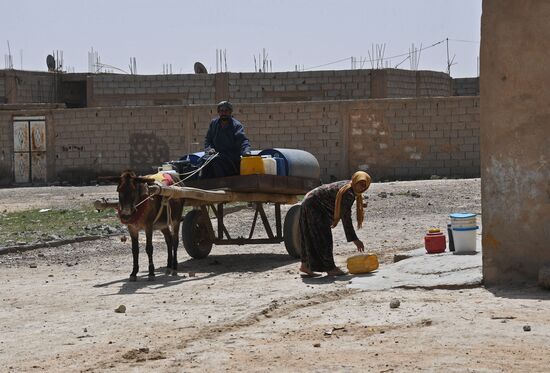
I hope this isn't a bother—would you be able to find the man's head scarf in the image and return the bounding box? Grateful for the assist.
[332,171,372,229]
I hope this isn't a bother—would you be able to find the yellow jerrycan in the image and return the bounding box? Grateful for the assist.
[346,254,379,274]
[240,156,265,175]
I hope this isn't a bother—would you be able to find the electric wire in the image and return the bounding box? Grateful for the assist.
[303,39,447,71]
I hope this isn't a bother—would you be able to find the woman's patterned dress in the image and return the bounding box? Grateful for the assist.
[299,180,359,272]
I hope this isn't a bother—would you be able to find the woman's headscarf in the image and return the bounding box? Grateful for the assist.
[332,171,372,229]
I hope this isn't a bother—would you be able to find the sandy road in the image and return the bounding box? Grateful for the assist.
[2,178,550,372]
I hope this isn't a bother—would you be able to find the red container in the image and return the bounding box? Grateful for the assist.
[424,228,446,254]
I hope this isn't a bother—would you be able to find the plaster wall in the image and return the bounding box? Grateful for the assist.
[481,0,550,285]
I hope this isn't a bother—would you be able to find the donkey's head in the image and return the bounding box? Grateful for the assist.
[100,170,155,223]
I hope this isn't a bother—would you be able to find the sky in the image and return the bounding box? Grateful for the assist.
[0,0,481,77]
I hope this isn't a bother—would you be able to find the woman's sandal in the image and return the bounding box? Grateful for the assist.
[326,267,347,277]
[299,265,322,278]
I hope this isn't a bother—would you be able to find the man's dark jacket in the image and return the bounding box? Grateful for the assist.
[203,117,251,176]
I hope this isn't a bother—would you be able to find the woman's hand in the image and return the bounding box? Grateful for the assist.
[353,239,365,252]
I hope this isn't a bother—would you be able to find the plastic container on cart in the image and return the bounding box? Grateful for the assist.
[274,157,287,176]
[258,148,320,179]
[240,156,265,175]
[262,157,277,175]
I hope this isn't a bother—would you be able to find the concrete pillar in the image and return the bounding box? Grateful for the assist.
[481,0,550,285]
[86,76,95,107]
[370,70,387,99]
[215,73,230,102]
[5,71,18,103]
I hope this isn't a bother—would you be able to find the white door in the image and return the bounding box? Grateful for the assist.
[13,116,47,184]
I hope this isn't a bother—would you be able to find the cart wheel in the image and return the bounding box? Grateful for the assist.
[283,204,302,258]
[182,209,213,259]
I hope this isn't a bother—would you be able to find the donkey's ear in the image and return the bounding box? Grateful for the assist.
[134,177,156,185]
[97,176,121,182]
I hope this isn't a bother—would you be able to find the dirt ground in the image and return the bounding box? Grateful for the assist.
[1,178,550,372]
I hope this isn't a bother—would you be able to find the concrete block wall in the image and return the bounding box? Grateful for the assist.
[0,76,5,103]
[13,71,57,103]
[384,69,452,98]
[90,74,216,106]
[453,77,480,96]
[2,69,474,107]
[50,106,191,179]
[227,70,371,103]
[0,96,479,184]
[347,97,480,179]
[236,102,345,179]
[384,69,417,98]
[0,111,12,184]
[44,102,345,181]
[416,71,453,97]
[0,70,58,104]
[82,69,458,108]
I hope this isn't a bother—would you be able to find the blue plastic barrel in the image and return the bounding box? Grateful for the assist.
[259,148,320,179]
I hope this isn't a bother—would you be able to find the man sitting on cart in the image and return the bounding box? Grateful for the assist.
[200,100,252,178]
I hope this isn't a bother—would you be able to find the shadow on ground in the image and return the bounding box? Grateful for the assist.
[94,252,297,294]
[177,252,296,273]
[486,285,550,301]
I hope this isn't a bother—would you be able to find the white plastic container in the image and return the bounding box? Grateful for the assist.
[262,157,277,175]
[450,213,478,254]
[450,213,477,229]
[450,218,477,228]
[452,227,477,253]
[158,163,174,172]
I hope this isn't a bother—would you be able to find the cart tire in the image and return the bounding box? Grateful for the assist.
[283,204,302,258]
[182,209,213,259]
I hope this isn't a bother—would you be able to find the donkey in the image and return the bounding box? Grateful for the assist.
[104,170,184,281]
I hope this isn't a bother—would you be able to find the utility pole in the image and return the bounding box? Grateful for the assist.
[446,38,456,76]
[446,38,450,74]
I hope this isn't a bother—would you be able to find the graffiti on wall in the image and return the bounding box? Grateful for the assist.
[129,132,169,172]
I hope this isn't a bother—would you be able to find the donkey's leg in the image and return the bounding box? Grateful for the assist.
[145,226,155,280]
[171,217,181,273]
[161,227,173,275]
[129,227,140,281]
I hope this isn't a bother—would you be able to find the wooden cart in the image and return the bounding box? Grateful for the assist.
[147,174,319,259]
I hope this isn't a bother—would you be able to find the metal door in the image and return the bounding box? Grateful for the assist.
[13,116,47,183]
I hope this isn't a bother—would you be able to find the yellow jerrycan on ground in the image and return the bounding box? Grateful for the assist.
[346,254,379,274]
